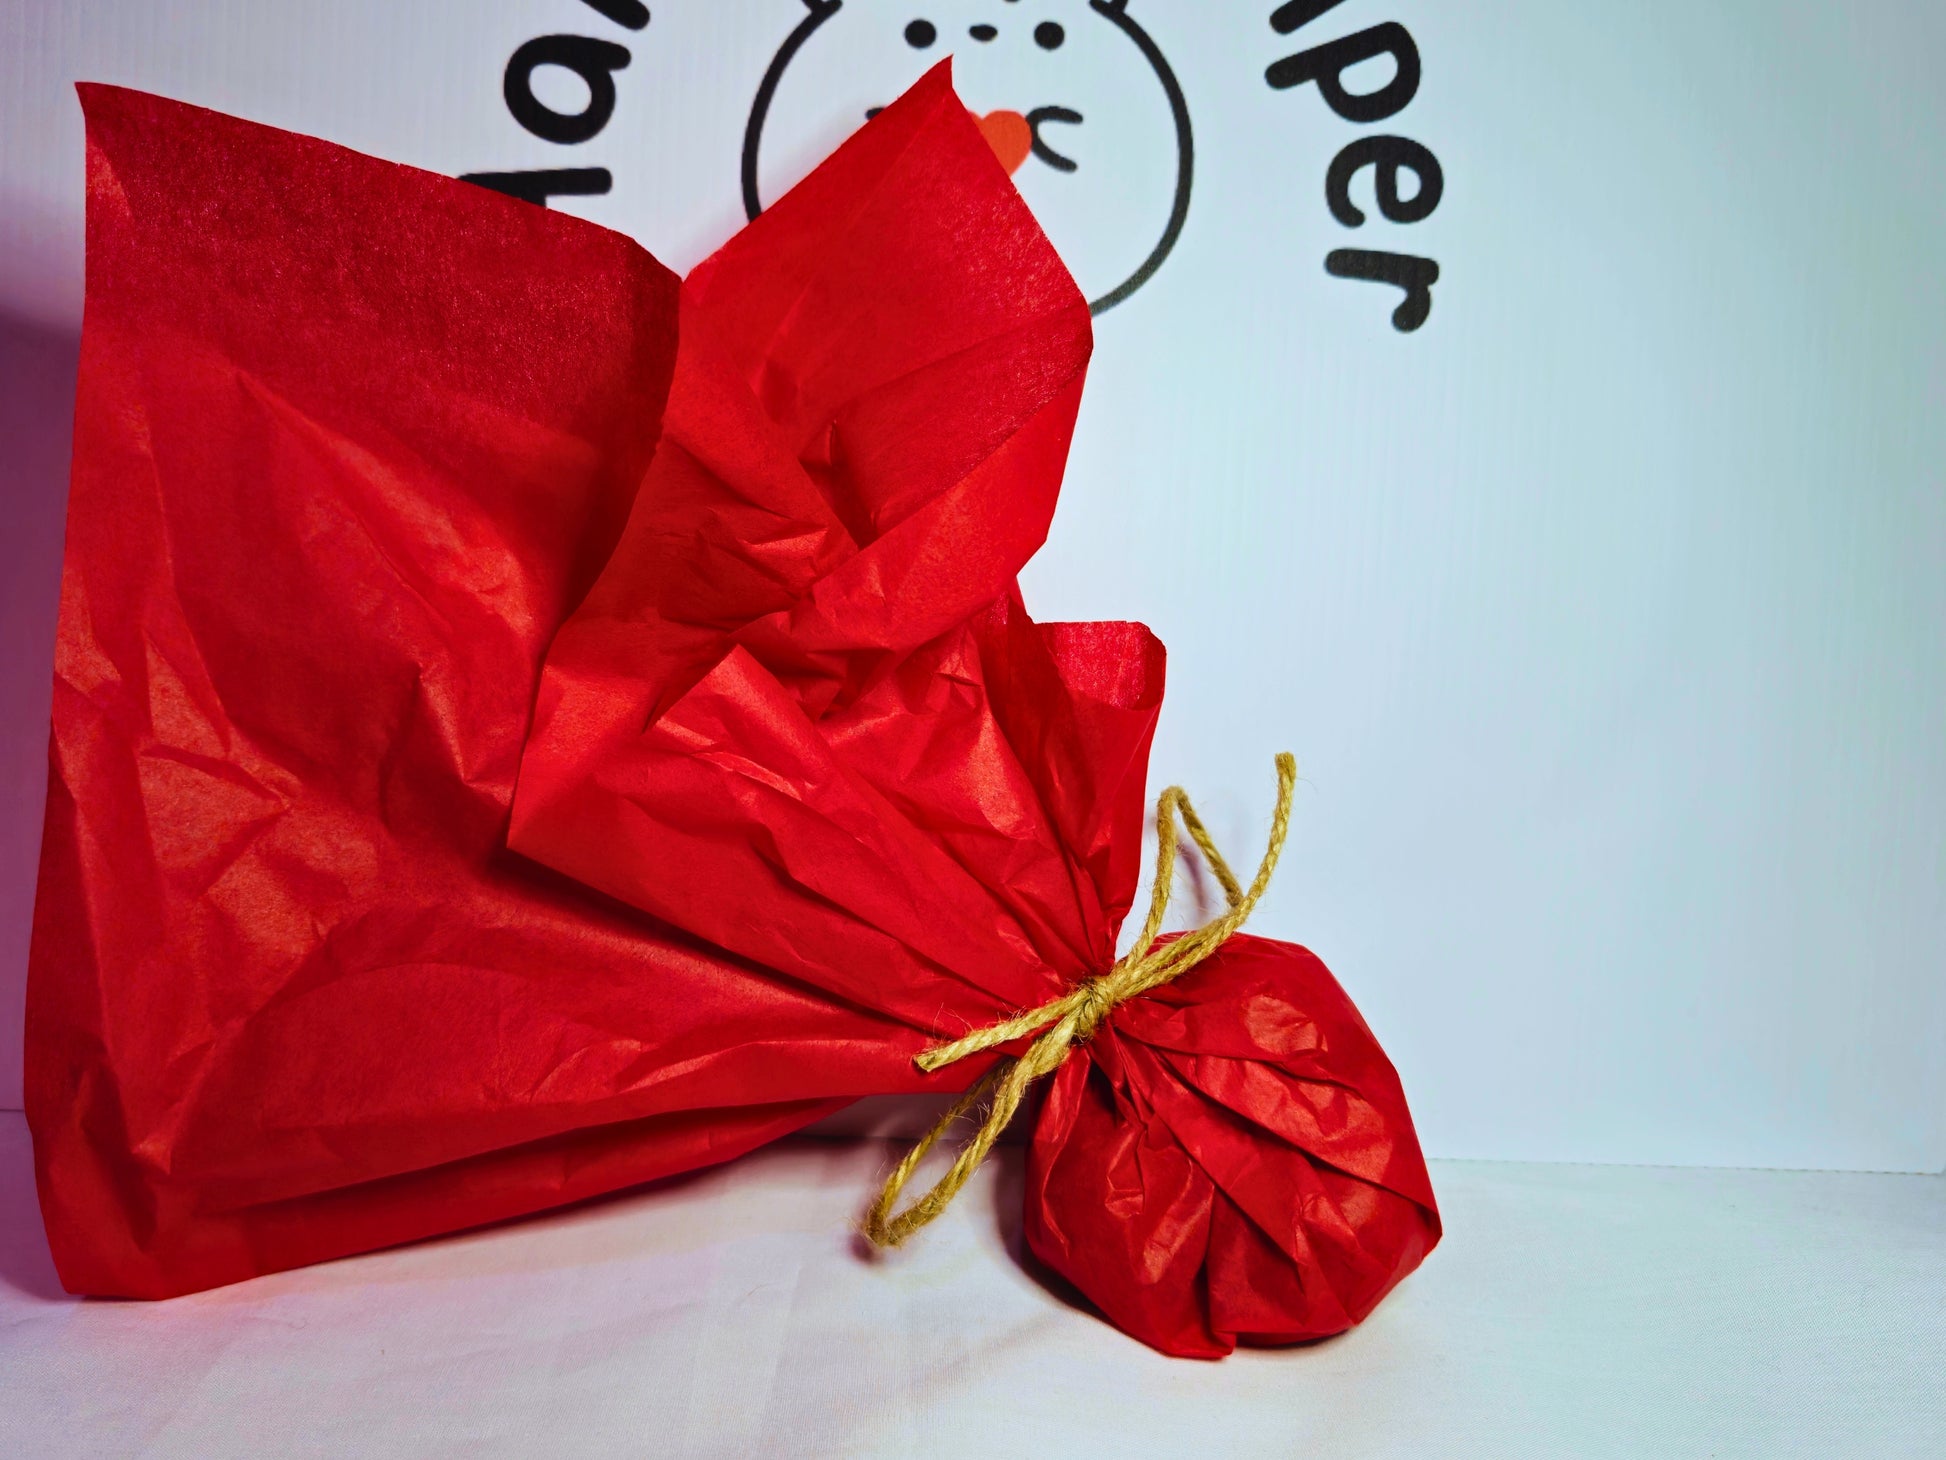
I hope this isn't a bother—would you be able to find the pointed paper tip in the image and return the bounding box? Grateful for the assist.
[891,57,959,123]
[74,80,134,127]
[73,82,232,148]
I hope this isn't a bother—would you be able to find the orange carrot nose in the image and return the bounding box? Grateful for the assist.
[974,109,1032,175]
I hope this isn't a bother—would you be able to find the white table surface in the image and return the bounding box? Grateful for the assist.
[1,1111,1940,1459]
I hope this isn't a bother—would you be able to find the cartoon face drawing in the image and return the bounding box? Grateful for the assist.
[744,0,1192,314]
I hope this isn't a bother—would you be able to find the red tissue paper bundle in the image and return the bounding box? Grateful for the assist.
[28,64,1438,1358]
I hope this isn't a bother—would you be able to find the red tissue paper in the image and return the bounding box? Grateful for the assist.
[27,63,1438,1358]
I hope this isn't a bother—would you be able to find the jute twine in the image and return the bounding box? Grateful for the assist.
[862,753,1298,1248]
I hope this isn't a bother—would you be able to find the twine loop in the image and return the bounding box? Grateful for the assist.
[862,753,1298,1249]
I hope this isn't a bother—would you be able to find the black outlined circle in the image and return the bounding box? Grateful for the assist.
[741,0,1193,317]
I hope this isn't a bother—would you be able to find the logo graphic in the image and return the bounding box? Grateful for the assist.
[459,3,1440,332]
[741,1,1192,316]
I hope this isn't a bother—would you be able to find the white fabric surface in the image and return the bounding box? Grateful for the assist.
[1,1112,1940,1459]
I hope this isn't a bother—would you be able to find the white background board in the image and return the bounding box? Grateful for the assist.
[1,0,1941,1172]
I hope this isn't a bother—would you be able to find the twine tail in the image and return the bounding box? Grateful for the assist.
[860,1059,1013,1248]
[862,753,1298,1249]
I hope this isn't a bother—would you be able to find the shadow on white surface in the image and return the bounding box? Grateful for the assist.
[0,310,77,1116]
[0,1105,63,1300]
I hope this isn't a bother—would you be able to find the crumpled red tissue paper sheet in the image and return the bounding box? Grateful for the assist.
[29,80,915,1301]
[28,63,1437,1358]
[505,65,1439,1357]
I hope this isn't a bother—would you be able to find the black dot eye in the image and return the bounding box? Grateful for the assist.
[905,19,936,48]
[1035,21,1065,49]
[969,23,997,41]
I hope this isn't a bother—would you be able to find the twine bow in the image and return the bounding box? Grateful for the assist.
[862,753,1298,1248]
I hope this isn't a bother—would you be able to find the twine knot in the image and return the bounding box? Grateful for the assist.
[1069,977,1118,1043]
[862,753,1298,1249]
